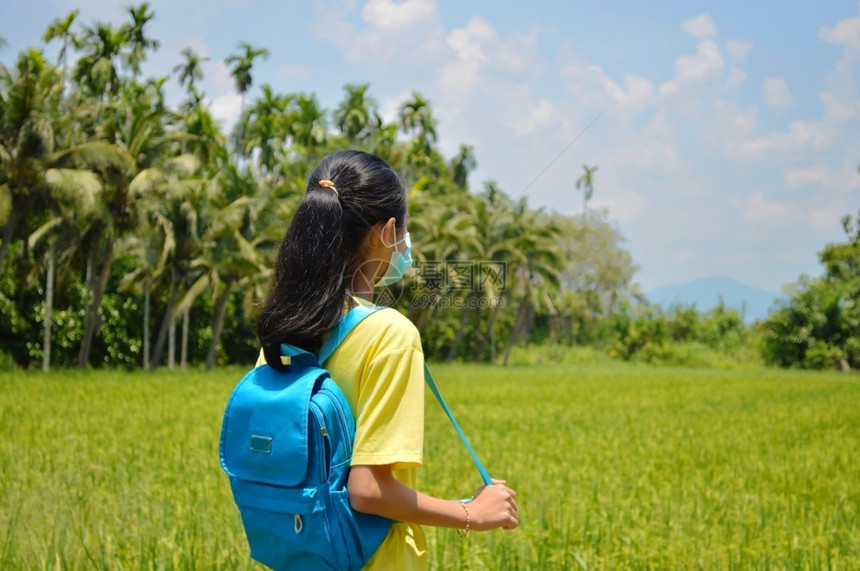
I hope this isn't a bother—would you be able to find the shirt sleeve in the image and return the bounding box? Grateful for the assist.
[350,330,425,470]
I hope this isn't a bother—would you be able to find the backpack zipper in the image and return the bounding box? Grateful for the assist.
[315,388,353,459]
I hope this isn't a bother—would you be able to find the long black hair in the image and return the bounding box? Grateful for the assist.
[256,150,406,369]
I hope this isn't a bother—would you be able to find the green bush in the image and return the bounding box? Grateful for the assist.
[631,341,762,369]
[506,343,610,366]
[0,350,18,371]
[761,213,859,370]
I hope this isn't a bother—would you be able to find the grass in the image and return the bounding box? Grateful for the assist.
[0,364,857,569]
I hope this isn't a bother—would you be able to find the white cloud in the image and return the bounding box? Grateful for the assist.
[312,0,359,51]
[439,16,498,91]
[304,1,857,294]
[810,204,850,230]
[726,68,747,89]
[559,46,654,114]
[50,0,125,22]
[598,132,682,176]
[358,0,445,62]
[712,100,757,141]
[728,120,836,161]
[446,16,497,63]
[813,9,860,123]
[819,90,860,120]
[378,91,412,124]
[594,72,654,112]
[361,0,436,29]
[494,28,539,75]
[593,189,647,222]
[207,59,236,92]
[659,39,724,96]
[198,58,244,130]
[208,91,242,130]
[764,77,797,111]
[675,39,724,82]
[683,14,717,39]
[515,99,556,136]
[785,167,828,188]
[437,17,541,97]
[818,13,860,54]
[726,39,752,60]
[315,0,446,65]
[742,191,800,223]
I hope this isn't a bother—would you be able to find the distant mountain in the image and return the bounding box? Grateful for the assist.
[645,276,784,323]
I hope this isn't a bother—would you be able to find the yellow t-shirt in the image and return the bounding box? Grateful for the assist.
[255,298,427,570]
[324,298,427,570]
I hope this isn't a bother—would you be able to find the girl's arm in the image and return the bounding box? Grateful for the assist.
[348,464,518,531]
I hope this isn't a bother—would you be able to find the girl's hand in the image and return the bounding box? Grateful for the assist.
[466,478,518,531]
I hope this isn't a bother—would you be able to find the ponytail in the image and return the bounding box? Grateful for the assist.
[256,150,406,370]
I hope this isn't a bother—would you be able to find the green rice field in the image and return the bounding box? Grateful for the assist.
[0,364,857,569]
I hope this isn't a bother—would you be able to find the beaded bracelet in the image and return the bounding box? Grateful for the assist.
[456,501,471,538]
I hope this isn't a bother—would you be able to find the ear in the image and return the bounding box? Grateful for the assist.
[376,217,398,248]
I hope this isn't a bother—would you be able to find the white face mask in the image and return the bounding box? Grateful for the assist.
[376,230,413,287]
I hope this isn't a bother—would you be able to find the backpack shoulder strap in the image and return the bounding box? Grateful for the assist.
[317,304,380,365]
[318,305,493,487]
[424,363,493,486]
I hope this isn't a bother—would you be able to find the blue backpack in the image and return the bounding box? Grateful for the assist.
[220,305,492,570]
[219,306,390,570]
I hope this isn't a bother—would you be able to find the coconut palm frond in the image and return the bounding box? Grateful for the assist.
[129,167,167,197]
[53,141,134,173]
[27,217,64,249]
[45,168,102,214]
[0,184,10,226]
[164,154,201,176]
[175,271,212,315]
[119,265,147,292]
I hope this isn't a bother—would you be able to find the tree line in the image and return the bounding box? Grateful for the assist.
[1,6,856,371]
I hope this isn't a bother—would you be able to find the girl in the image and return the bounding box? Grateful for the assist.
[256,150,518,569]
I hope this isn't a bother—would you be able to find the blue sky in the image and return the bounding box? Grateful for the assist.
[2,0,859,293]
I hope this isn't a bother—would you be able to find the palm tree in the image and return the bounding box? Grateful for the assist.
[240,84,292,175]
[42,10,80,73]
[450,144,476,190]
[443,183,528,363]
[369,122,401,169]
[225,42,269,119]
[178,165,279,369]
[467,184,516,361]
[73,22,127,98]
[289,93,327,164]
[500,203,561,365]
[120,160,182,370]
[0,50,63,272]
[184,100,228,171]
[124,3,160,78]
[436,200,483,364]
[1,47,136,370]
[407,187,479,336]
[173,47,208,103]
[334,83,379,144]
[124,154,211,369]
[398,92,437,145]
[75,80,173,368]
[27,163,103,371]
[575,164,598,216]
[398,93,438,183]
[168,103,229,368]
